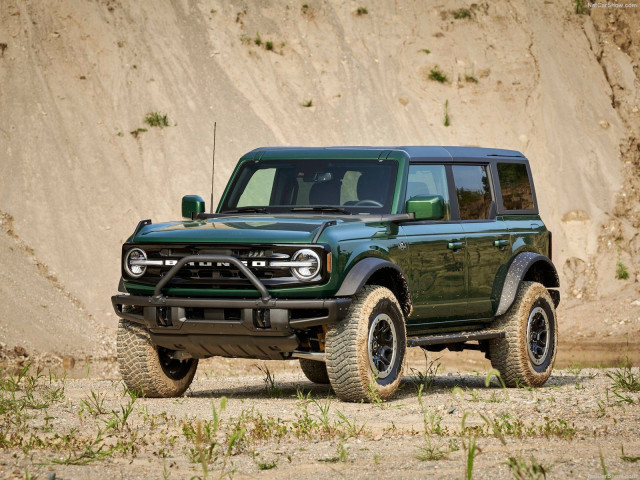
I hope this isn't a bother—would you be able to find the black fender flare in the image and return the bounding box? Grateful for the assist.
[335,258,411,317]
[495,252,560,316]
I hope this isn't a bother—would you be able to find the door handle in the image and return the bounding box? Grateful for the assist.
[493,239,510,248]
[448,241,465,250]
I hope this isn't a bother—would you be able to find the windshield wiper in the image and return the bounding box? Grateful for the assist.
[221,206,268,214]
[290,206,353,215]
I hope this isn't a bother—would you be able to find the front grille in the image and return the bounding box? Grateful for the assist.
[123,243,328,290]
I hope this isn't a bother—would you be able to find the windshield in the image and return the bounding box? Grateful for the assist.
[220,159,398,214]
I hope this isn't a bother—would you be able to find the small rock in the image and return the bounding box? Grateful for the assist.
[598,120,610,129]
[13,345,27,357]
[447,406,457,414]
[62,355,75,369]
[46,473,56,480]
[630,300,640,306]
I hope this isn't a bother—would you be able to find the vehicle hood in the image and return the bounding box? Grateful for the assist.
[131,215,365,244]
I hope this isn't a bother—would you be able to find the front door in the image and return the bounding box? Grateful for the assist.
[451,164,511,318]
[401,164,467,329]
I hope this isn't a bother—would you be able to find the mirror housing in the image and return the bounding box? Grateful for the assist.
[182,195,205,219]
[406,195,444,221]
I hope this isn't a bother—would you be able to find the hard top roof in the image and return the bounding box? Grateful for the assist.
[245,146,526,161]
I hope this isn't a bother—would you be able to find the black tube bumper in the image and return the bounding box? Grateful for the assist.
[111,294,351,360]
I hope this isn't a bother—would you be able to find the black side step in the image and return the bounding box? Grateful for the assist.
[407,330,505,347]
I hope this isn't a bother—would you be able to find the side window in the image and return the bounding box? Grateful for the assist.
[452,165,493,220]
[237,168,276,206]
[497,163,534,210]
[406,164,450,220]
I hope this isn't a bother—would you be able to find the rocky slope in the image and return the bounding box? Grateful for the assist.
[0,1,638,354]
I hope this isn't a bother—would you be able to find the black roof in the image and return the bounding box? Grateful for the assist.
[247,146,526,162]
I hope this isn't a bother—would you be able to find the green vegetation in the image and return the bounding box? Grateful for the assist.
[621,445,640,463]
[574,0,588,14]
[258,459,277,470]
[257,364,282,398]
[356,7,368,16]
[444,99,451,127]
[301,99,313,107]
[505,455,549,479]
[453,8,472,19]
[465,74,478,83]
[130,127,147,138]
[320,441,349,463]
[144,112,170,128]
[419,48,431,54]
[607,361,640,392]
[410,352,440,393]
[254,32,262,46]
[265,40,274,51]
[429,65,448,83]
[616,260,629,280]
[465,435,479,480]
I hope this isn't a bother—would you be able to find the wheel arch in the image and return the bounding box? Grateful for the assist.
[495,252,560,317]
[335,257,413,317]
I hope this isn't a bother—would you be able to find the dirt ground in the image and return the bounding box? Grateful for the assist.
[1,350,639,480]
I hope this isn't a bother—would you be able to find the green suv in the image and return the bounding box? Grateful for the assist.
[113,146,559,402]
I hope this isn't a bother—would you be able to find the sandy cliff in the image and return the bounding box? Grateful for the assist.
[0,1,638,355]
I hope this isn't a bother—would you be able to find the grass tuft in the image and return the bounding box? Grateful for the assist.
[429,66,448,83]
[616,261,629,280]
[453,8,472,19]
[574,0,588,14]
[355,7,368,16]
[301,99,313,108]
[144,112,169,128]
[444,99,451,127]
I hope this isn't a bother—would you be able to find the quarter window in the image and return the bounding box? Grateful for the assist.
[497,163,534,210]
[406,164,450,220]
[452,165,493,220]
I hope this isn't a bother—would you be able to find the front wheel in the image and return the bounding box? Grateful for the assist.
[117,319,198,397]
[299,358,330,384]
[325,286,406,402]
[489,281,557,387]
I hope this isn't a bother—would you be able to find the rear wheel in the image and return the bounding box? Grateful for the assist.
[299,358,330,384]
[325,286,406,402]
[117,318,198,397]
[489,281,557,387]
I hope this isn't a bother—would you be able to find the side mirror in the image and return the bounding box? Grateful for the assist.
[182,195,205,219]
[406,195,444,221]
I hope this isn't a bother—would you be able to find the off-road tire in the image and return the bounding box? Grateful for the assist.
[299,358,330,384]
[117,318,198,397]
[325,285,406,402]
[489,281,557,387]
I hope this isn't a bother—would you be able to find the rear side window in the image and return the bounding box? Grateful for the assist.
[497,163,534,210]
[452,165,493,220]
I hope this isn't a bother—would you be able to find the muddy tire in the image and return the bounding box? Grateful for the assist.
[325,285,406,402]
[299,358,330,384]
[117,318,198,397]
[489,281,557,387]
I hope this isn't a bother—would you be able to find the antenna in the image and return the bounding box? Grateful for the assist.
[210,122,217,213]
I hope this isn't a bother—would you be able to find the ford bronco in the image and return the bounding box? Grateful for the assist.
[112,146,559,402]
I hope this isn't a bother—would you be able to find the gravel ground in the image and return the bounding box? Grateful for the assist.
[1,355,639,480]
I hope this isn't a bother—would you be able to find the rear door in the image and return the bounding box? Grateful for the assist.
[400,164,467,329]
[451,164,511,319]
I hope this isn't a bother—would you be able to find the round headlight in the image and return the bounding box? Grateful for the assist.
[124,248,147,278]
[291,249,321,281]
